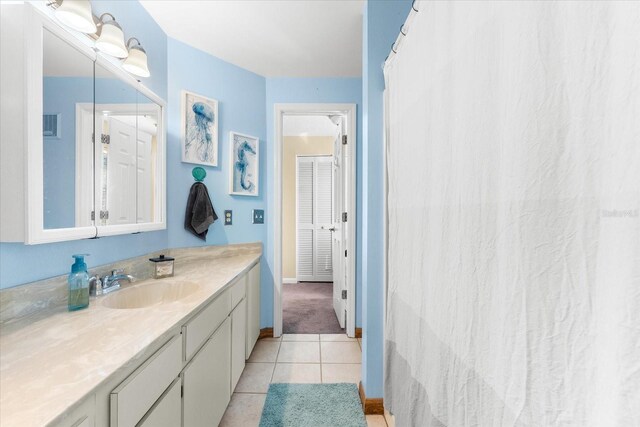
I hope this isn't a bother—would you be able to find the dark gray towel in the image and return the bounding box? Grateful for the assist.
[184,182,217,240]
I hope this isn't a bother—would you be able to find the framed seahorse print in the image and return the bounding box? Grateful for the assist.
[229,131,259,196]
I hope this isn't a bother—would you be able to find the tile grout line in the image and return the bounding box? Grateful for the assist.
[319,340,323,383]
[270,339,282,383]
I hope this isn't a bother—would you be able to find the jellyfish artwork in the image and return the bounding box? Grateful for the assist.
[235,140,257,192]
[185,101,215,163]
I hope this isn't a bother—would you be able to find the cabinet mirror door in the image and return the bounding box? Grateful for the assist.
[42,28,95,230]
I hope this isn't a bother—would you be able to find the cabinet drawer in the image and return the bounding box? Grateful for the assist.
[230,275,246,309]
[51,394,95,427]
[182,289,231,361]
[110,335,182,427]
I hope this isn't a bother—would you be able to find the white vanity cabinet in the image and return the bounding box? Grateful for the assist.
[90,260,261,427]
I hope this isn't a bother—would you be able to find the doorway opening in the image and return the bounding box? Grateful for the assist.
[274,104,357,337]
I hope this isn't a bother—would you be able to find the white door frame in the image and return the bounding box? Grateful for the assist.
[274,103,357,337]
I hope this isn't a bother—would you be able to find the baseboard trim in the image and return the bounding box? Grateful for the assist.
[282,278,298,284]
[259,327,274,339]
[355,328,362,338]
[358,381,384,415]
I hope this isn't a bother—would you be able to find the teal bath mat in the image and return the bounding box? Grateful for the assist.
[259,383,367,427]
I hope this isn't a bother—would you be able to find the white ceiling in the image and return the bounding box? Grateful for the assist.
[139,0,364,77]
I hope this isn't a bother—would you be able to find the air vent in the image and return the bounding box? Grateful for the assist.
[43,114,61,138]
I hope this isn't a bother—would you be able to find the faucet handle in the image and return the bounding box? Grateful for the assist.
[111,269,124,276]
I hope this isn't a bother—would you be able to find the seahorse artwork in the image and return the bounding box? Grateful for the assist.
[235,140,257,191]
[230,132,259,196]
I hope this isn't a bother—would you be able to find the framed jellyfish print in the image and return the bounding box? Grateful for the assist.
[181,91,219,166]
[229,131,259,196]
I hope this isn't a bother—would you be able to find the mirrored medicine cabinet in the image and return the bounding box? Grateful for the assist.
[0,3,166,244]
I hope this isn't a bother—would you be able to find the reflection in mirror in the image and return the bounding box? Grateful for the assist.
[136,92,160,224]
[94,63,139,226]
[42,28,94,230]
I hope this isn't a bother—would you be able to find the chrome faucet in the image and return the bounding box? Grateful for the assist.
[101,269,135,294]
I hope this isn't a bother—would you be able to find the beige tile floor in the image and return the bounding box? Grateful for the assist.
[220,334,387,427]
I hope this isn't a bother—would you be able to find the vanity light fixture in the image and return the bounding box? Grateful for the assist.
[95,13,128,58]
[53,0,97,34]
[122,38,151,78]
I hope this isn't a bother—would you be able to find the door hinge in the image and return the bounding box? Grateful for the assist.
[342,135,347,145]
[181,385,184,397]
[91,133,95,143]
[341,290,347,299]
[99,210,109,220]
[101,134,110,145]
[91,211,95,221]
[345,249,347,257]
[342,212,347,222]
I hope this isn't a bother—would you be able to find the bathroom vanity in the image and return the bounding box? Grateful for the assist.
[0,244,262,427]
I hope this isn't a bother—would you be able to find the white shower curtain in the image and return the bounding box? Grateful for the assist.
[384,2,640,426]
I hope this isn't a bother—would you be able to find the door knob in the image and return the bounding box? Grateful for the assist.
[328,227,336,232]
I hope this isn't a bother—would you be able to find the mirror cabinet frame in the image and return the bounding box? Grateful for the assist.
[22,4,166,244]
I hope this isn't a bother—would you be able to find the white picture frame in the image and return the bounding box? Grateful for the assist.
[229,131,259,196]
[181,90,219,166]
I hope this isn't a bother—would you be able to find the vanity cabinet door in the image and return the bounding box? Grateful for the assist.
[183,317,231,427]
[246,262,261,358]
[231,298,247,392]
[137,378,181,427]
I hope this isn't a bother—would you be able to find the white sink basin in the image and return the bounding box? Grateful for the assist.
[101,281,201,309]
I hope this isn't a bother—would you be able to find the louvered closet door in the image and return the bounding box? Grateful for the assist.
[296,156,333,282]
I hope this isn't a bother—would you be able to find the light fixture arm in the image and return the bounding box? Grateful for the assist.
[98,13,120,28]
[127,38,141,49]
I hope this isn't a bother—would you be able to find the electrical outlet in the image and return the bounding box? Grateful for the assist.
[224,210,232,225]
[252,209,264,224]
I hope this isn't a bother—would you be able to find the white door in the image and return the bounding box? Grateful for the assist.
[332,123,347,328]
[136,128,153,223]
[296,156,333,282]
[104,117,137,224]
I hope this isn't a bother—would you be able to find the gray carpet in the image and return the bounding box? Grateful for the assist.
[259,383,366,427]
[283,282,345,334]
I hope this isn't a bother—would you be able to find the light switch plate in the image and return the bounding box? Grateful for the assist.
[224,210,232,225]
[252,209,264,224]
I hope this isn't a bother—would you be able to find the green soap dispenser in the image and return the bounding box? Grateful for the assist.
[68,254,90,311]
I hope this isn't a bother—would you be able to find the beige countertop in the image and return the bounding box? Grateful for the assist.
[0,243,262,427]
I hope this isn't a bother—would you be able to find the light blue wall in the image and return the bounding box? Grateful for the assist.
[0,0,168,289]
[166,38,270,325]
[361,0,412,399]
[264,78,363,328]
